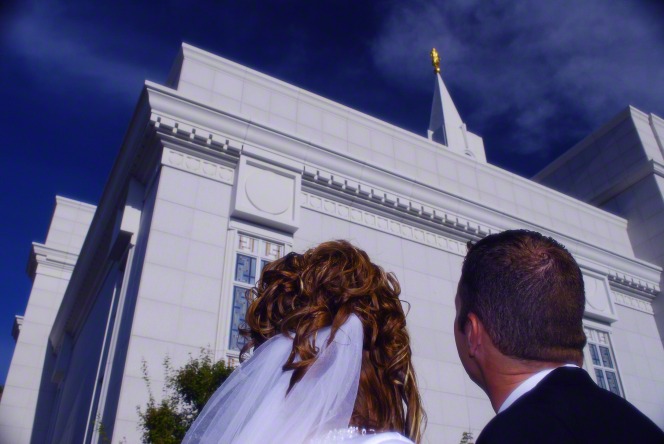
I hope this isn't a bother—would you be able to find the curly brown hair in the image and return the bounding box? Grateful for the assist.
[240,240,425,442]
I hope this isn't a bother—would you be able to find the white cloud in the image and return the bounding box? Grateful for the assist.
[7,0,157,100]
[372,0,664,155]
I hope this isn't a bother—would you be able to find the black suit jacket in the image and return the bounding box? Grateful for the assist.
[477,367,663,444]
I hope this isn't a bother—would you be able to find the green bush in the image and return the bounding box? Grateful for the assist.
[459,431,474,444]
[138,351,234,443]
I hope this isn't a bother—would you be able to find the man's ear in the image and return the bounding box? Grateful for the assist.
[465,312,483,356]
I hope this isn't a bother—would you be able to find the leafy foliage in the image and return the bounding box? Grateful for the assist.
[459,431,475,444]
[138,351,234,443]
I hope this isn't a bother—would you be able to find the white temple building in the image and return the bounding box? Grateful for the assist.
[1,43,662,443]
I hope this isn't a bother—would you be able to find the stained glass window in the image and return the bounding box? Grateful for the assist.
[606,371,620,395]
[595,369,607,390]
[229,286,250,351]
[228,234,285,351]
[589,344,601,366]
[599,346,613,368]
[235,254,257,284]
[584,327,623,397]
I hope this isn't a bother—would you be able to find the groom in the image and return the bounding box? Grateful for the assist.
[454,230,663,443]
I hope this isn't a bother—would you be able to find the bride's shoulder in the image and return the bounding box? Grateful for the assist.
[359,432,415,444]
[312,428,414,444]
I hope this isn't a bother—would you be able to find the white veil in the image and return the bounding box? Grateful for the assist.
[182,314,364,444]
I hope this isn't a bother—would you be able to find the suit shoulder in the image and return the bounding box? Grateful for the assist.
[477,405,573,444]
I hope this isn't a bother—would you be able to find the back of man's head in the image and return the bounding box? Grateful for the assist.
[457,229,587,363]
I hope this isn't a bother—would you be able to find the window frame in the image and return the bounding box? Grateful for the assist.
[582,322,625,398]
[216,222,291,365]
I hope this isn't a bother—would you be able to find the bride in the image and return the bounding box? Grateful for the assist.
[183,240,425,443]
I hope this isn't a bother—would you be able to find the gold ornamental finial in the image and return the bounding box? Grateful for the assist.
[430,48,440,74]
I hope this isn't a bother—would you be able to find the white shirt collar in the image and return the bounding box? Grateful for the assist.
[497,364,579,414]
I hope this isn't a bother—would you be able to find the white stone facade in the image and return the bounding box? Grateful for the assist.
[1,44,662,443]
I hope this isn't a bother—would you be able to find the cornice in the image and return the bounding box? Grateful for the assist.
[28,242,79,279]
[145,81,627,227]
[143,88,661,299]
[302,166,495,242]
[302,190,470,257]
[55,196,97,213]
[608,272,659,300]
[12,315,23,342]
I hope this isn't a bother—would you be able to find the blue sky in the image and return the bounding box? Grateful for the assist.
[1,0,663,385]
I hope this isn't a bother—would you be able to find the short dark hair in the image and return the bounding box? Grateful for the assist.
[457,230,587,363]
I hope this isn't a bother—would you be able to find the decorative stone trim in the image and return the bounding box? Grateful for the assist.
[302,165,497,240]
[161,147,235,185]
[612,291,654,314]
[28,243,79,278]
[148,108,660,302]
[608,271,659,296]
[301,191,467,257]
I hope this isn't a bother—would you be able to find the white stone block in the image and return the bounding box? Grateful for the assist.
[440,392,470,427]
[463,373,487,400]
[231,156,301,233]
[269,92,297,121]
[7,343,45,369]
[0,387,38,409]
[196,176,232,217]
[158,167,199,207]
[416,149,437,173]
[409,326,440,361]
[0,423,28,443]
[582,272,618,323]
[370,151,395,171]
[152,200,195,238]
[467,396,494,430]
[347,143,371,162]
[370,130,394,156]
[4,364,42,390]
[436,361,467,396]
[139,263,185,305]
[321,133,347,153]
[212,93,242,115]
[191,211,227,247]
[144,231,189,271]
[213,71,243,100]
[297,102,323,130]
[14,323,51,347]
[323,113,346,138]
[177,307,218,347]
[179,80,213,104]
[116,375,154,422]
[435,332,461,365]
[186,241,224,279]
[183,274,222,313]
[180,59,215,89]
[113,418,142,444]
[240,103,269,123]
[411,357,436,391]
[243,83,270,110]
[295,124,323,145]
[268,113,297,134]
[132,299,180,342]
[348,122,370,147]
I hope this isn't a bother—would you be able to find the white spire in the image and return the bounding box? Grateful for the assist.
[426,48,486,162]
[428,69,467,151]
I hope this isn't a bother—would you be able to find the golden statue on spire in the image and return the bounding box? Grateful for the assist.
[430,48,440,74]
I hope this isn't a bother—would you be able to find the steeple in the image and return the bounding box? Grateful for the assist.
[427,48,486,161]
